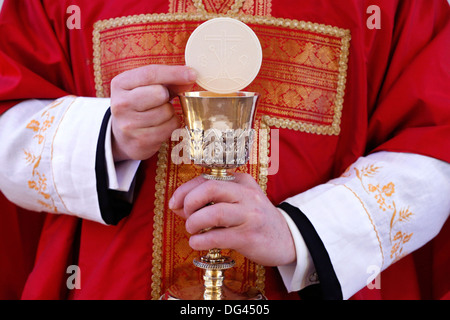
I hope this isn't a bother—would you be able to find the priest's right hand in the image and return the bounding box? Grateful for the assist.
[110,65,197,161]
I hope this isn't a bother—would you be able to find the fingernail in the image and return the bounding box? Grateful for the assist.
[169,196,175,209]
[186,68,197,82]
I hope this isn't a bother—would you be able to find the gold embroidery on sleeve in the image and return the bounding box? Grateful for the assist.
[23,97,77,214]
[354,166,414,262]
[354,164,380,193]
[24,99,64,212]
[340,184,385,267]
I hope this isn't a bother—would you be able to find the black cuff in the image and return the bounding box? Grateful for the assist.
[277,202,343,300]
[95,108,134,225]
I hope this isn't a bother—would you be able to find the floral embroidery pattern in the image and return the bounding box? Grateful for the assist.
[353,164,414,262]
[23,99,64,212]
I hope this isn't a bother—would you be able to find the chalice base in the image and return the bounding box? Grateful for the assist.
[161,280,266,300]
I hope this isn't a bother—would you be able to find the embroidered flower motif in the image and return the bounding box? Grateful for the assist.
[365,182,394,211]
[26,120,40,132]
[382,182,395,197]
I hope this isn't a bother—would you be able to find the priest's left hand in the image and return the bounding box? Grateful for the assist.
[169,173,296,267]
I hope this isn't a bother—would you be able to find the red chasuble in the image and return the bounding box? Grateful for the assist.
[0,0,449,299]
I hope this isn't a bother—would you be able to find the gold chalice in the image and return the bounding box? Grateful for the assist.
[163,91,264,300]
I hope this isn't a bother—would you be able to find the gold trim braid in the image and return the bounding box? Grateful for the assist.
[151,142,169,300]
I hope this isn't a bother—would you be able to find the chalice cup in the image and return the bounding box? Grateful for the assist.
[173,91,263,300]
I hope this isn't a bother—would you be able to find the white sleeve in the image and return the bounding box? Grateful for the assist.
[104,116,141,192]
[277,208,318,290]
[0,96,138,224]
[278,151,450,299]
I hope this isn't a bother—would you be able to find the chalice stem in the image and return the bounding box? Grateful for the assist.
[194,247,235,300]
[203,269,224,300]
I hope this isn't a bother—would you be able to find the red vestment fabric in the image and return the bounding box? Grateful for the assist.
[0,0,449,299]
